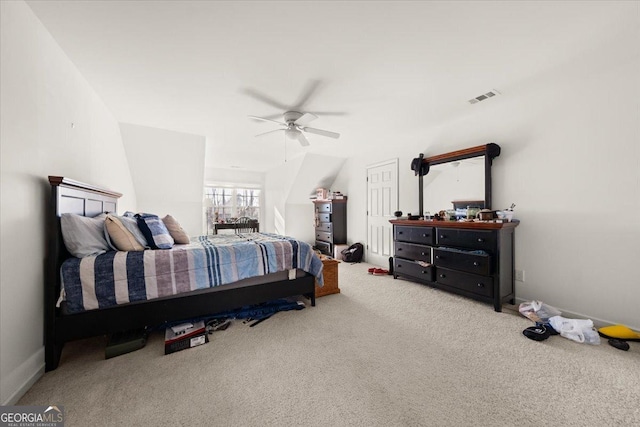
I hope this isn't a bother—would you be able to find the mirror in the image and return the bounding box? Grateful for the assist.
[423,157,485,217]
[414,143,500,218]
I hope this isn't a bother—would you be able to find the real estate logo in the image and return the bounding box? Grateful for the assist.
[0,405,64,427]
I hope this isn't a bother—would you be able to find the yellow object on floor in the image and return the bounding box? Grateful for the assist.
[598,324,640,341]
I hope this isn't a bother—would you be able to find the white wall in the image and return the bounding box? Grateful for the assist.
[120,123,206,237]
[332,18,640,329]
[205,167,264,187]
[263,153,345,243]
[264,156,305,235]
[0,1,137,404]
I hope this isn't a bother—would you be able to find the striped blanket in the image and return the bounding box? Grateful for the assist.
[60,233,323,314]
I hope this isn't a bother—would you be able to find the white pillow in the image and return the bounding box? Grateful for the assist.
[60,213,111,258]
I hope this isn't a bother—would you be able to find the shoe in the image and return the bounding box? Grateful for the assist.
[608,339,630,351]
[537,322,559,335]
[523,325,551,341]
[206,318,231,333]
[368,268,375,274]
[373,268,389,276]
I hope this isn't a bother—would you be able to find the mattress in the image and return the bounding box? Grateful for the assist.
[59,232,323,314]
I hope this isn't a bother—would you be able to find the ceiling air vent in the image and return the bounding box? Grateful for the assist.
[468,89,500,105]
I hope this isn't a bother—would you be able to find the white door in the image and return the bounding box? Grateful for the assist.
[366,159,398,267]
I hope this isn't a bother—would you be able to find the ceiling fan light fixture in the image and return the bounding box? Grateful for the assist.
[250,110,339,146]
[285,128,299,140]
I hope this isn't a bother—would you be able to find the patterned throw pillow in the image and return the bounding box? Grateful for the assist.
[135,213,174,249]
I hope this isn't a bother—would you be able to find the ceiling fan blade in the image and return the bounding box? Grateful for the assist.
[302,127,340,139]
[255,129,284,137]
[248,115,286,126]
[259,112,284,120]
[292,79,321,110]
[294,113,318,127]
[242,88,289,110]
[297,132,310,147]
[307,111,348,117]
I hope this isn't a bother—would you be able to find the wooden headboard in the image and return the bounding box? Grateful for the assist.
[48,176,121,217]
[45,177,122,346]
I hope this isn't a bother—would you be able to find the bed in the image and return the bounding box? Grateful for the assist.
[45,176,320,371]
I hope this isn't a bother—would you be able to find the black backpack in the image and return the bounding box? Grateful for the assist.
[341,243,364,263]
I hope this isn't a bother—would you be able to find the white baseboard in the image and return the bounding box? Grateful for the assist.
[1,347,44,406]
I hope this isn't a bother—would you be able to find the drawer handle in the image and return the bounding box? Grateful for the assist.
[398,231,404,235]
[439,274,446,278]
[421,270,427,274]
[473,262,479,266]
[397,247,403,251]
[477,238,484,242]
[421,252,426,256]
[435,255,441,259]
[477,283,484,288]
[422,234,427,237]
[440,235,445,239]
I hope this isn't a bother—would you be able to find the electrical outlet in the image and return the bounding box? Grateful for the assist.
[515,270,525,282]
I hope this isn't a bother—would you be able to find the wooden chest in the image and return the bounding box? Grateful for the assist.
[315,258,340,297]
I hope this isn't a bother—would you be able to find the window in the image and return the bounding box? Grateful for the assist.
[235,189,260,219]
[204,187,261,224]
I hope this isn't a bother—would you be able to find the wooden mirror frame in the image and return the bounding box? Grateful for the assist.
[416,143,501,217]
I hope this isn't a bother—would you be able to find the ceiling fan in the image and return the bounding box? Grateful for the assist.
[249,111,340,146]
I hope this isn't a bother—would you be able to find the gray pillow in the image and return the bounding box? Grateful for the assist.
[60,213,112,258]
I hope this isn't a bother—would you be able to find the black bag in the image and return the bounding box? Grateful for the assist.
[341,243,364,263]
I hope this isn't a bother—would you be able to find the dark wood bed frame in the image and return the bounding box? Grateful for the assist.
[45,176,316,371]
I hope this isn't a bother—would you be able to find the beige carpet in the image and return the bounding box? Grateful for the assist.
[19,263,640,426]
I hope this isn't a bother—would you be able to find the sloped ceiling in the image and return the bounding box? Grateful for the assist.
[25,1,636,172]
[286,153,346,204]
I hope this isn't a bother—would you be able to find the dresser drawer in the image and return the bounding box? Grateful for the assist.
[315,231,333,243]
[433,248,491,275]
[394,226,435,245]
[315,203,332,214]
[394,242,431,262]
[436,228,496,251]
[317,213,331,223]
[435,268,493,298]
[316,222,332,233]
[315,240,332,255]
[394,258,434,282]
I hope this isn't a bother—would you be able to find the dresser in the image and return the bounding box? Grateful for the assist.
[391,219,518,312]
[314,199,347,256]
